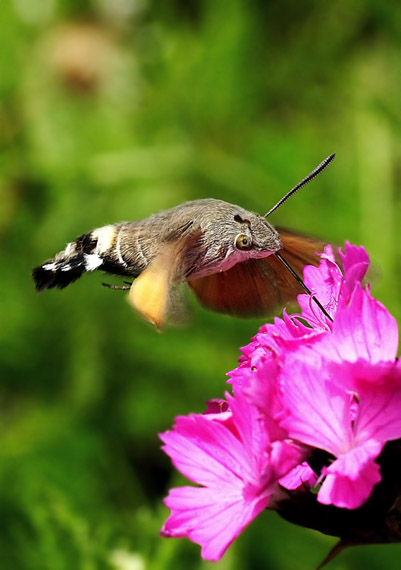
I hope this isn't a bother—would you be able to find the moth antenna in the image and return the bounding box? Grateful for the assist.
[264,154,335,218]
[275,252,333,322]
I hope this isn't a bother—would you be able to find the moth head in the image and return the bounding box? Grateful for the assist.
[184,201,283,280]
[231,211,281,258]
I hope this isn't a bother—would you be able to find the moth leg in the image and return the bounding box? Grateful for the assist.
[102,281,132,291]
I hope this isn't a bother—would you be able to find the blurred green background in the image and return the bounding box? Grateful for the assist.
[2,1,401,569]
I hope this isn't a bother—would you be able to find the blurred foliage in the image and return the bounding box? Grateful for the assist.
[2,0,401,568]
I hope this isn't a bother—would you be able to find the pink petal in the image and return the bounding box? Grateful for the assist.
[160,387,309,560]
[339,243,369,302]
[355,374,401,443]
[280,352,353,455]
[160,390,301,560]
[318,441,382,508]
[162,483,278,561]
[298,246,342,326]
[279,461,317,490]
[326,286,398,367]
[269,439,309,483]
[228,313,319,394]
[160,414,260,488]
[243,354,289,441]
[297,244,370,327]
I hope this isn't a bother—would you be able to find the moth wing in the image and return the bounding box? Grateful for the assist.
[275,228,327,268]
[128,230,201,329]
[128,254,173,330]
[188,229,326,317]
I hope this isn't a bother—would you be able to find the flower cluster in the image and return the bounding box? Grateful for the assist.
[160,244,401,560]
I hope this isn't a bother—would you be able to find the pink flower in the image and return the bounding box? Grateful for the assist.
[160,391,304,560]
[161,242,401,559]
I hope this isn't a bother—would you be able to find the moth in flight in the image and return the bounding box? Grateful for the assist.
[33,155,335,328]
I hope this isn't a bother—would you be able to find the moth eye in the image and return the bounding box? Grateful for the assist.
[235,233,252,250]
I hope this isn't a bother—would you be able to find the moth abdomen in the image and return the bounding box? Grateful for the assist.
[32,224,133,292]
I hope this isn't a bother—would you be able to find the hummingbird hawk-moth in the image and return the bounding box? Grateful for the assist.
[32,155,335,328]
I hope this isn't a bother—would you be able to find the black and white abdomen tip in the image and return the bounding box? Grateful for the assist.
[32,259,86,291]
[32,227,114,292]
